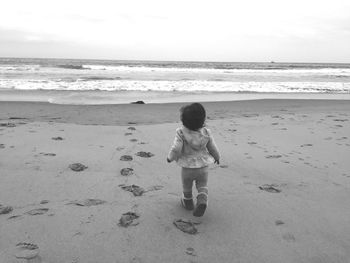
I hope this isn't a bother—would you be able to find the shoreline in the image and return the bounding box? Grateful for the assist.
[1,99,350,126]
[1,89,350,106]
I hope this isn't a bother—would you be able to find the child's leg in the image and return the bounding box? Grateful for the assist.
[193,166,209,217]
[181,167,195,210]
[181,167,194,198]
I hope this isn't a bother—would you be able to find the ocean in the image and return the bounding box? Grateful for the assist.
[1,57,350,104]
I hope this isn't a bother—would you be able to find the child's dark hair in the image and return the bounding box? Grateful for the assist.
[180,103,206,131]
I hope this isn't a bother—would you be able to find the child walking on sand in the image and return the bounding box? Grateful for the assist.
[167,103,220,217]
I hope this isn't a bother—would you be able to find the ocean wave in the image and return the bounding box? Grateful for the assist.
[1,79,349,93]
[0,65,41,71]
[82,64,350,76]
[57,64,89,70]
[78,76,122,81]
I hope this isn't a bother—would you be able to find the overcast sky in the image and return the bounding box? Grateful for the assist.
[0,0,349,62]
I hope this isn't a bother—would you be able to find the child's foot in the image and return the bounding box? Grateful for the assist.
[193,193,208,217]
[181,196,194,210]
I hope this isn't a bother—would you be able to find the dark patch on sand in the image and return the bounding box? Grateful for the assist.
[300,144,313,147]
[40,152,56,156]
[67,199,106,206]
[0,205,13,215]
[173,218,201,234]
[275,220,285,225]
[265,155,282,159]
[120,168,134,176]
[26,208,49,215]
[69,163,88,171]
[116,146,125,151]
[135,151,154,158]
[259,184,281,193]
[52,136,64,140]
[118,212,140,227]
[120,155,133,161]
[119,184,145,196]
[128,127,136,130]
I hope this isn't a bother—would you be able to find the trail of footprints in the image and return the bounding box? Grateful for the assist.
[1,112,349,261]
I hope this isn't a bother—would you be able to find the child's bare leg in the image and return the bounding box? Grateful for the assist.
[193,166,208,217]
[181,168,195,210]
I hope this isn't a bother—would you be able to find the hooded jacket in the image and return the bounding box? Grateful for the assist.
[167,126,220,168]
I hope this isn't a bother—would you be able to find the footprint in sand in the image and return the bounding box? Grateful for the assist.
[14,242,40,260]
[120,155,133,161]
[265,155,282,159]
[219,165,229,168]
[125,132,132,136]
[300,144,313,147]
[120,168,134,176]
[69,163,88,171]
[173,218,201,234]
[116,146,125,151]
[26,208,49,216]
[130,139,138,142]
[66,199,106,206]
[333,119,348,122]
[40,152,56,156]
[128,127,136,131]
[135,151,154,158]
[118,212,140,227]
[259,184,281,193]
[51,136,64,140]
[0,205,13,215]
[119,184,145,196]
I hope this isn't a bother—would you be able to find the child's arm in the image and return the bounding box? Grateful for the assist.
[167,129,184,162]
[206,129,220,163]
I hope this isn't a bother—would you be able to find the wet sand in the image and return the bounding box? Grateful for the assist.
[1,99,350,263]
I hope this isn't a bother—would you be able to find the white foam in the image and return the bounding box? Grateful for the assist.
[1,79,349,93]
[82,64,350,76]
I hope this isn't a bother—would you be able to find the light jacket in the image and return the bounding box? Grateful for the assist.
[167,126,220,168]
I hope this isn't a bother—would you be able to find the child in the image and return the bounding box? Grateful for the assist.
[167,103,220,217]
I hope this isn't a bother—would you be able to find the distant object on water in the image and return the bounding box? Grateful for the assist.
[131,101,145,104]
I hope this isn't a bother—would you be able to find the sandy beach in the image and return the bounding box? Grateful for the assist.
[1,99,350,263]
